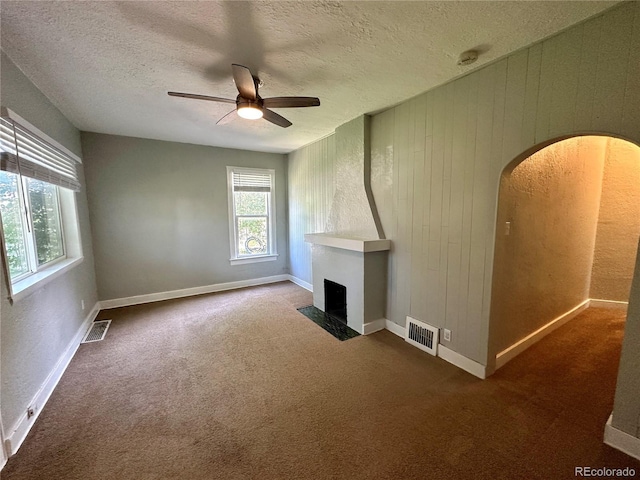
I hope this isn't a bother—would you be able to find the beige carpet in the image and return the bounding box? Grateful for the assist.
[3,282,639,479]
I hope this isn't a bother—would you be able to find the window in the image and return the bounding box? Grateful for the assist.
[227,166,277,264]
[0,174,65,280]
[0,108,83,300]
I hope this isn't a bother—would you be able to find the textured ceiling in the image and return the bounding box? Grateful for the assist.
[1,1,618,153]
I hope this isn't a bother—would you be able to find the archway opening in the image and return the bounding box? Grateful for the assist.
[490,135,640,367]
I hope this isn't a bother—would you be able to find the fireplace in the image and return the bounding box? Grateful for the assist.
[302,116,391,335]
[304,234,390,334]
[324,279,347,324]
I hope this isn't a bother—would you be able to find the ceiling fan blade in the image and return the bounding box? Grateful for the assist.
[262,109,292,128]
[216,109,238,125]
[231,64,257,100]
[168,92,235,104]
[262,97,320,108]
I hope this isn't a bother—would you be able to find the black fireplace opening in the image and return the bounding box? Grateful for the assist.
[324,279,347,324]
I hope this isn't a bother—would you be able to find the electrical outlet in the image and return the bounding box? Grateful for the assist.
[443,329,452,342]
[27,406,36,419]
[81,300,85,310]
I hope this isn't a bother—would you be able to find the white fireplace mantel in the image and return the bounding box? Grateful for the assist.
[305,232,390,335]
[304,233,391,253]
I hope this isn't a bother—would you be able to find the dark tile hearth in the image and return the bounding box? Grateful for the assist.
[297,305,360,341]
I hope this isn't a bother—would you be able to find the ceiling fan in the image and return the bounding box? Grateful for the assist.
[168,64,320,128]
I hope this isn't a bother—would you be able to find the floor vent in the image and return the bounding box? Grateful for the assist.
[82,320,111,343]
[405,316,439,356]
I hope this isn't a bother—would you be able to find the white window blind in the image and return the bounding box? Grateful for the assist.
[232,170,272,192]
[0,116,81,191]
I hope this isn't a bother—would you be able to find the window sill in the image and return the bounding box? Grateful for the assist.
[229,254,279,266]
[10,256,84,302]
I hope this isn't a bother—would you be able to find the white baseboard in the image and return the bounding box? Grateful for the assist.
[383,320,486,378]
[5,302,100,456]
[437,345,487,379]
[385,319,406,338]
[0,413,6,470]
[99,275,291,309]
[605,414,640,461]
[495,299,590,370]
[0,432,5,471]
[287,275,313,292]
[590,299,629,310]
[362,318,386,335]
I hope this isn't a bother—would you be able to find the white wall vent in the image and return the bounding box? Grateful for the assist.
[82,320,111,343]
[405,316,439,356]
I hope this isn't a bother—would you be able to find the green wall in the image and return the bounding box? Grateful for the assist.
[82,133,288,301]
[0,51,99,437]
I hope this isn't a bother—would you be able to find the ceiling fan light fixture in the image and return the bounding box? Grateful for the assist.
[237,104,263,120]
[169,64,318,128]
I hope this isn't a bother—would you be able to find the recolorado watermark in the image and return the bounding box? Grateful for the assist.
[575,466,636,477]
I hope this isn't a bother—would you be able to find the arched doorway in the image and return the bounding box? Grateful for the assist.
[488,135,640,368]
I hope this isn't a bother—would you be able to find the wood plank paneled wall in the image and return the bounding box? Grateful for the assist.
[288,2,640,367]
[368,2,640,365]
[287,134,336,284]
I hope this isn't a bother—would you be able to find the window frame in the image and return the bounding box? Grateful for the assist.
[226,166,278,265]
[0,173,83,301]
[4,174,68,283]
[0,107,83,301]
